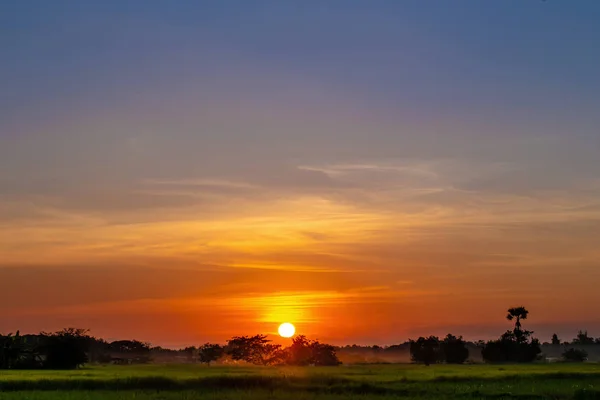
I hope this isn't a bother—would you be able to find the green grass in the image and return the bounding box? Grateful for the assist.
[1,363,600,399]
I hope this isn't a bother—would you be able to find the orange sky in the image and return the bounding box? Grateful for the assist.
[2,1,600,347]
[2,189,599,346]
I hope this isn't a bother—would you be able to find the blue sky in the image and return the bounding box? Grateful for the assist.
[1,0,600,345]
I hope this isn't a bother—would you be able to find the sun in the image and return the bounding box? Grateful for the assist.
[278,322,296,338]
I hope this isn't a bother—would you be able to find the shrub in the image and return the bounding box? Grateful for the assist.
[563,348,588,362]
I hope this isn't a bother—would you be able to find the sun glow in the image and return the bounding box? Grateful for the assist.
[278,322,296,338]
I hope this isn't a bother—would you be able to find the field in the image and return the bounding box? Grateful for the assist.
[1,363,600,399]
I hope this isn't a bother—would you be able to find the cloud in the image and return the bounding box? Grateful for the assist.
[144,178,258,190]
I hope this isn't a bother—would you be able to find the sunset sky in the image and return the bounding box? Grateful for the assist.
[2,0,600,347]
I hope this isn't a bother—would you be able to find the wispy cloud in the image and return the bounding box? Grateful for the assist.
[144,178,259,190]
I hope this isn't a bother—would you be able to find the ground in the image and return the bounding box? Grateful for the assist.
[1,363,600,399]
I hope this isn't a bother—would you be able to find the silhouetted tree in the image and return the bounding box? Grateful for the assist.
[109,339,152,364]
[507,306,529,333]
[440,334,469,364]
[287,336,341,366]
[410,336,440,366]
[572,330,595,345]
[563,348,587,362]
[310,342,341,366]
[198,343,224,366]
[551,333,561,346]
[87,337,111,364]
[0,331,40,369]
[109,340,151,353]
[287,335,313,365]
[182,346,197,362]
[40,328,91,369]
[227,335,284,366]
[482,331,541,363]
[482,307,540,363]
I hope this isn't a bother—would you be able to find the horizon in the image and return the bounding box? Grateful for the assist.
[7,321,599,351]
[2,0,600,348]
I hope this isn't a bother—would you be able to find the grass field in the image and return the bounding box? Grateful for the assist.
[1,363,600,399]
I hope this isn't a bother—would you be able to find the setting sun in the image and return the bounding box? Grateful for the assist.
[278,323,296,338]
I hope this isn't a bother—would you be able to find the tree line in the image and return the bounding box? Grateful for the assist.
[0,329,340,369]
[408,306,595,365]
[1,306,596,369]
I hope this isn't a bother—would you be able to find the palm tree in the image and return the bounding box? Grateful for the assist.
[506,306,529,332]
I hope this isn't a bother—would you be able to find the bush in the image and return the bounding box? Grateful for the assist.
[563,348,588,362]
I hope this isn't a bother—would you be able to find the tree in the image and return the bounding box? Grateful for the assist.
[482,307,541,363]
[440,334,469,364]
[482,331,541,363]
[287,335,313,366]
[88,337,111,364]
[286,335,341,366]
[551,334,561,346]
[572,330,595,345]
[182,346,197,362]
[410,336,440,366]
[0,331,40,369]
[310,342,340,366]
[109,340,151,354]
[198,343,224,366]
[109,339,152,364]
[227,335,283,366]
[506,307,529,333]
[563,348,587,362]
[40,328,91,369]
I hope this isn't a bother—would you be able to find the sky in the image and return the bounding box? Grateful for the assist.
[1,0,600,347]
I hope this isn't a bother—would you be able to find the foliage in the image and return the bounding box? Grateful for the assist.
[440,334,469,364]
[551,333,561,345]
[309,342,341,366]
[482,307,541,363]
[409,334,468,365]
[108,339,152,364]
[506,306,529,332]
[198,343,224,365]
[286,335,313,365]
[482,329,541,363]
[39,328,91,369]
[109,340,151,353]
[287,335,341,366]
[226,335,284,366]
[482,335,542,363]
[409,336,440,366]
[563,348,588,362]
[572,330,595,345]
[0,331,40,369]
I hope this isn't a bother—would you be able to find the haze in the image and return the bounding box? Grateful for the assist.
[1,0,600,348]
